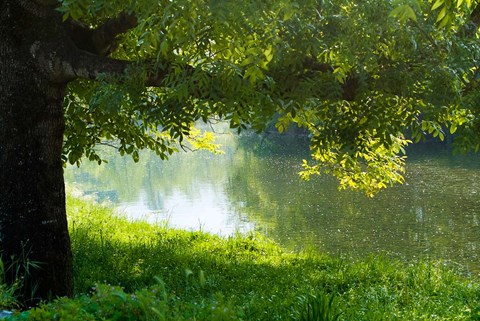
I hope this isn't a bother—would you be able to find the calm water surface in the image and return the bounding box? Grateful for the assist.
[64,134,480,273]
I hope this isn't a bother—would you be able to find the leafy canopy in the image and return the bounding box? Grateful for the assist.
[59,0,480,196]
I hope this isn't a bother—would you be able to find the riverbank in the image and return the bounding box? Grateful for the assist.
[4,196,480,320]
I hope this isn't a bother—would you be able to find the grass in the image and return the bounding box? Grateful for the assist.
[3,196,480,320]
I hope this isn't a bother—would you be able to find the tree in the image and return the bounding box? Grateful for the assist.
[1,0,480,305]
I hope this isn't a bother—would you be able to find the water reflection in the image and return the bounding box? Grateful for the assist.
[64,134,480,273]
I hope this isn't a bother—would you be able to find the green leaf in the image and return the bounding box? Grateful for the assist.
[438,14,450,27]
[132,150,139,162]
[404,5,417,22]
[450,125,457,134]
[390,5,417,23]
[264,46,274,63]
[431,0,444,10]
[436,7,447,22]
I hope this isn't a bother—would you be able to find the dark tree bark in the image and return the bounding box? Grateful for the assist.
[0,1,148,306]
[0,1,73,305]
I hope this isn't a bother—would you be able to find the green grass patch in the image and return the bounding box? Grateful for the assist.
[4,196,480,320]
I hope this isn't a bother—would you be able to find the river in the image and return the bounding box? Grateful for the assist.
[64,131,480,274]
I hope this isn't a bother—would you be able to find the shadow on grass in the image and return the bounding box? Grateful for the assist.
[65,196,480,320]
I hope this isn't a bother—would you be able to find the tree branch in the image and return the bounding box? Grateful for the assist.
[90,12,138,56]
[457,3,480,38]
[67,12,138,56]
[302,57,334,73]
[31,38,169,86]
[301,57,359,101]
[61,51,130,82]
[468,3,480,34]
[64,53,171,87]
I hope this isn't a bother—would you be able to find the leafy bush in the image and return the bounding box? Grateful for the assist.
[7,280,241,321]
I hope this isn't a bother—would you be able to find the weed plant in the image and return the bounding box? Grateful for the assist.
[0,251,42,311]
[2,196,480,320]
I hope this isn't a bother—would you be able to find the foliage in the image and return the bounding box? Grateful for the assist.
[428,0,477,28]
[10,282,169,321]
[50,0,480,194]
[61,0,281,166]
[2,197,477,320]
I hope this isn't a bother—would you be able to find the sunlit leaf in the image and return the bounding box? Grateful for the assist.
[431,0,444,10]
[436,6,447,22]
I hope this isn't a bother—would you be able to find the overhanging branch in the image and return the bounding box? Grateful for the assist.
[31,38,169,86]
[68,12,138,56]
[469,3,480,34]
[62,52,170,87]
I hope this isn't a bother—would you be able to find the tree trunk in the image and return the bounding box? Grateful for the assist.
[0,0,146,305]
[0,1,73,305]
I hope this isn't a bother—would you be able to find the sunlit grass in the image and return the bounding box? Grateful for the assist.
[4,196,480,320]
